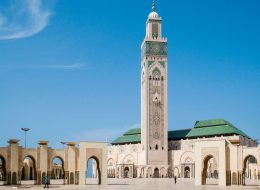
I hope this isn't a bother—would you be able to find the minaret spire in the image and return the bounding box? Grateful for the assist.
[152,0,155,12]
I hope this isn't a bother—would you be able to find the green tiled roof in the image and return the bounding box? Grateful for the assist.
[123,128,141,136]
[168,129,191,140]
[195,119,233,128]
[112,134,141,144]
[111,119,251,145]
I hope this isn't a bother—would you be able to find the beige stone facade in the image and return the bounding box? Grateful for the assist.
[0,140,107,186]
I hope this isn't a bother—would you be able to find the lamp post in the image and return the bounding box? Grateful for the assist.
[61,141,66,149]
[21,128,30,148]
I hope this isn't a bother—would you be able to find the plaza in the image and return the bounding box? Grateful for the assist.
[0,179,259,190]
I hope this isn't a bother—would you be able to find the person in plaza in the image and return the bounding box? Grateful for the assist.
[44,175,49,188]
[174,176,177,184]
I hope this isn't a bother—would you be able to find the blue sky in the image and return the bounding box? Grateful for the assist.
[0,0,259,148]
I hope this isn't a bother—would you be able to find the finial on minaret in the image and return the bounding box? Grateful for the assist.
[152,0,155,12]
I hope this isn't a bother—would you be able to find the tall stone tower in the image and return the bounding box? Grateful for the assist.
[141,1,168,166]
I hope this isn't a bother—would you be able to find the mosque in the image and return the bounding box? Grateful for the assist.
[0,1,259,187]
[106,1,260,186]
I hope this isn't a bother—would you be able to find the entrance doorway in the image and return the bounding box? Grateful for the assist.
[50,157,65,185]
[184,166,190,178]
[147,167,152,178]
[202,155,219,185]
[86,157,101,185]
[124,167,129,178]
[243,155,258,186]
[21,156,36,185]
[153,168,159,178]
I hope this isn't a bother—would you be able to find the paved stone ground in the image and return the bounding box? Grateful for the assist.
[0,179,259,190]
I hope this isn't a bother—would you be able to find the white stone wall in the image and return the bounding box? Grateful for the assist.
[108,134,260,181]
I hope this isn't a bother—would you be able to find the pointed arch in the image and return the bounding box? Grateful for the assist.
[152,67,161,75]
[180,151,195,164]
[123,154,136,165]
[107,158,115,167]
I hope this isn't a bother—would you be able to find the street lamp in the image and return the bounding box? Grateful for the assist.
[60,141,66,149]
[21,128,30,148]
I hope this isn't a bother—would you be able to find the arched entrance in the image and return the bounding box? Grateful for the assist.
[0,156,6,185]
[202,155,219,185]
[124,167,130,178]
[107,158,115,178]
[153,168,159,178]
[21,156,36,185]
[50,157,65,185]
[184,166,190,178]
[147,167,152,178]
[107,169,115,178]
[160,167,167,178]
[86,157,101,185]
[174,167,179,178]
[242,155,258,186]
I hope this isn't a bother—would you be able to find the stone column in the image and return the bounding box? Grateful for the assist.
[75,171,79,185]
[243,171,246,185]
[8,139,20,185]
[219,143,227,186]
[237,171,240,186]
[238,171,243,186]
[38,140,49,184]
[64,171,69,185]
[120,166,123,178]
[17,170,21,185]
[130,166,133,178]
[226,171,231,186]
[36,170,41,185]
[6,171,11,185]
[231,172,237,185]
[67,142,76,185]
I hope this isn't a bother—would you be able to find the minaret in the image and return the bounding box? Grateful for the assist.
[141,1,168,166]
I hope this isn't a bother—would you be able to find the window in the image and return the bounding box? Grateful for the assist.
[152,23,158,38]
[171,142,181,150]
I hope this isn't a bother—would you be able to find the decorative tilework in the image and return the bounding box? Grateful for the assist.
[148,61,154,67]
[152,67,161,74]
[159,61,165,68]
[142,41,167,57]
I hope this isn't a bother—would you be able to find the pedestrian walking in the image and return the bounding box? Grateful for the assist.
[174,176,177,184]
[44,175,49,188]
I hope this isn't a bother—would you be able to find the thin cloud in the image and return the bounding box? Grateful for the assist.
[0,0,52,40]
[43,63,87,70]
[0,63,87,71]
